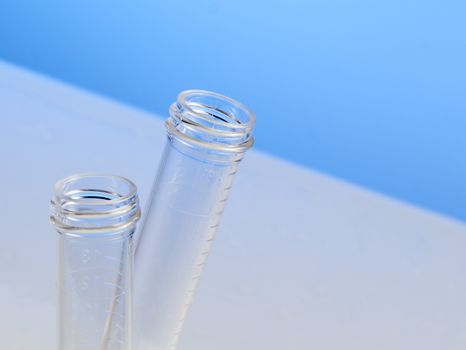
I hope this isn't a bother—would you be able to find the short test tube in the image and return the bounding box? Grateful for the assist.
[50,174,141,350]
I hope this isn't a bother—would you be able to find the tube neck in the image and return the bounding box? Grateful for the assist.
[50,174,141,236]
[167,90,255,154]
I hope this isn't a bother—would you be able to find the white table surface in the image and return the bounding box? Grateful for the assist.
[1,60,465,350]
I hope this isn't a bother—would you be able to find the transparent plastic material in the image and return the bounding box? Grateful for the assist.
[50,174,141,350]
[134,90,256,350]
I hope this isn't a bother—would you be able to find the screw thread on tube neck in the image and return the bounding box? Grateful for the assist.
[166,90,255,160]
[51,174,141,235]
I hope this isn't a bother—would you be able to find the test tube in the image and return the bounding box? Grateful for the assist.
[50,174,141,350]
[134,90,256,350]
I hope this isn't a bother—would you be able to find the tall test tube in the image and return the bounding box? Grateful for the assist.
[134,90,256,350]
[50,174,141,350]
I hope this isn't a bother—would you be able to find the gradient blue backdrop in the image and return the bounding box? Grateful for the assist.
[0,0,464,221]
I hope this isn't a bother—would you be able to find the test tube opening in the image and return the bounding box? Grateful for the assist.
[168,90,255,153]
[178,90,255,127]
[50,174,141,235]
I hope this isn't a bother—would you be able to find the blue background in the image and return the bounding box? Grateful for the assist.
[0,0,464,221]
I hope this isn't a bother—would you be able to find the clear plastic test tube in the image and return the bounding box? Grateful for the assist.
[134,90,256,350]
[50,174,141,350]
